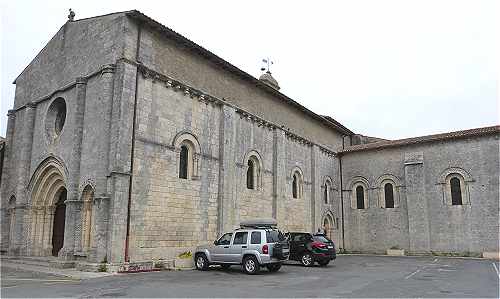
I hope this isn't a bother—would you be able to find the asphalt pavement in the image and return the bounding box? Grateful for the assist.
[2,255,499,298]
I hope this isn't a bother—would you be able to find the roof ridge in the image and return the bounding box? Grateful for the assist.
[341,125,500,154]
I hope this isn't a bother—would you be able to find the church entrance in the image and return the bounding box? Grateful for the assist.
[51,189,66,257]
[28,158,69,257]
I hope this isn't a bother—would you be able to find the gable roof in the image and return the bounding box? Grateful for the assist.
[340,125,500,154]
[125,10,354,136]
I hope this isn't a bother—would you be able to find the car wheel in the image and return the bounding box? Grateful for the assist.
[300,253,314,267]
[221,264,231,270]
[318,260,330,267]
[243,256,260,275]
[195,254,209,271]
[266,263,282,272]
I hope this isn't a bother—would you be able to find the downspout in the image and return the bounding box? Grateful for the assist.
[124,22,142,263]
[339,137,345,251]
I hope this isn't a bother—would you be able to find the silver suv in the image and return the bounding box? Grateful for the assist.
[194,219,289,274]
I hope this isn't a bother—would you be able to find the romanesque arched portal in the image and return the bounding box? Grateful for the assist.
[28,158,68,257]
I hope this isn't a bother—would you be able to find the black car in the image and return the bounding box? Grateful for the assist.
[287,232,336,266]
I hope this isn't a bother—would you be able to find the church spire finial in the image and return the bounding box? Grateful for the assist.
[68,9,75,22]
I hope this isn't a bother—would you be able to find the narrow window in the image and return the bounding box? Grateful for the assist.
[384,183,394,208]
[292,174,298,198]
[247,160,255,189]
[356,185,365,209]
[179,145,189,179]
[450,177,463,205]
[324,185,328,204]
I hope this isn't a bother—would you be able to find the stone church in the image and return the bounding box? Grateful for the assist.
[1,10,498,266]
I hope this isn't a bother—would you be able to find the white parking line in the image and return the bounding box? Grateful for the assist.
[492,262,500,280]
[405,257,438,279]
[405,269,421,279]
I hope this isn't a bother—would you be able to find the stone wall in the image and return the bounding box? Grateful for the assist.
[341,134,499,255]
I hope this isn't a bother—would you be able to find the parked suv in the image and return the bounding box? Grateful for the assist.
[287,232,336,266]
[194,219,289,274]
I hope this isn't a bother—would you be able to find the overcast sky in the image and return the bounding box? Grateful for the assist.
[1,0,498,139]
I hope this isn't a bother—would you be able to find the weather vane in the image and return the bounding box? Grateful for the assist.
[260,58,274,73]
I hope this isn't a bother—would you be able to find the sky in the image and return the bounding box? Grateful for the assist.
[1,0,498,139]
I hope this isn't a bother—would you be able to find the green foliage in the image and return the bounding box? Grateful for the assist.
[98,263,107,272]
[178,251,192,259]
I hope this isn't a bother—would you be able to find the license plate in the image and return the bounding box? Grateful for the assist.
[327,246,333,249]
[283,249,289,253]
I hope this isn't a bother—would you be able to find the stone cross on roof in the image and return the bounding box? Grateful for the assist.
[68,9,75,21]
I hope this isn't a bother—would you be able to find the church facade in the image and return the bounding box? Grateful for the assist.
[1,10,498,265]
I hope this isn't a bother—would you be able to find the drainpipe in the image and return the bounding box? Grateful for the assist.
[124,22,142,263]
[339,137,345,251]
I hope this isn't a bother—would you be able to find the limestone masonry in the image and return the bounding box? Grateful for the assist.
[1,10,498,266]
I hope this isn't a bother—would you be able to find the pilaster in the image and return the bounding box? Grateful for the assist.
[404,151,431,253]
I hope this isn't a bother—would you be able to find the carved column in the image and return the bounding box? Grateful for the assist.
[11,102,37,255]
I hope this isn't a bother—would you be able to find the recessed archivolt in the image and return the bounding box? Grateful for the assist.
[26,157,68,256]
[437,167,474,184]
[347,176,370,190]
[172,131,201,154]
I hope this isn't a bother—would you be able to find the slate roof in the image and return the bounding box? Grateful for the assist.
[340,125,500,154]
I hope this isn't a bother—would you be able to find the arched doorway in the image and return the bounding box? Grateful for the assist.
[28,157,68,257]
[52,189,66,256]
[322,213,335,241]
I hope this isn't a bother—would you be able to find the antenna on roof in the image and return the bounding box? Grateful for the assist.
[260,57,274,73]
[68,9,75,22]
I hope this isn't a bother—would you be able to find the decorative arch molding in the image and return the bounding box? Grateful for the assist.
[321,210,337,240]
[172,131,202,154]
[172,131,202,179]
[78,177,96,197]
[437,167,472,206]
[375,174,402,208]
[28,156,68,206]
[437,167,474,184]
[243,150,264,190]
[346,176,370,190]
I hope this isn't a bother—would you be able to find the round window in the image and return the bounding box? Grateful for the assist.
[46,98,67,139]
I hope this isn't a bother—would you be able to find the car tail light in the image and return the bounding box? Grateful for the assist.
[262,244,269,254]
[311,241,327,249]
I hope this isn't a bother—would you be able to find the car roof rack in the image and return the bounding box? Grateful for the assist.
[239,218,278,229]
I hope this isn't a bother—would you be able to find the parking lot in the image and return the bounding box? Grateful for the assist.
[2,255,499,298]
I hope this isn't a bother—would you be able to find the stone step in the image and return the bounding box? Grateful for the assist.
[1,257,75,269]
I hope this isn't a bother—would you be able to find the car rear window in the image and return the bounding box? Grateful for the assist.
[266,230,286,243]
[313,235,331,243]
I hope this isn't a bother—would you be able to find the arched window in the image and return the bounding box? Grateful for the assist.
[179,145,189,179]
[356,185,365,209]
[450,177,463,205]
[323,178,333,204]
[384,183,394,208]
[247,159,255,189]
[291,168,304,199]
[173,132,201,180]
[324,185,328,204]
[292,174,298,199]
